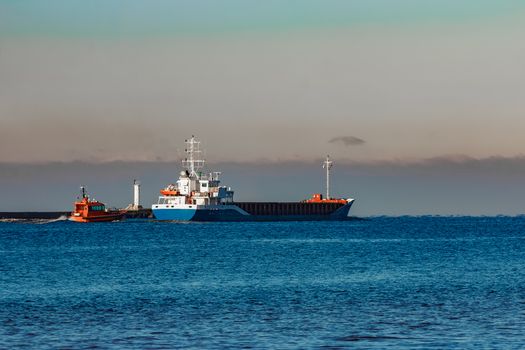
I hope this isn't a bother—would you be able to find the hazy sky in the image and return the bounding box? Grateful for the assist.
[2,0,525,163]
[2,1,525,214]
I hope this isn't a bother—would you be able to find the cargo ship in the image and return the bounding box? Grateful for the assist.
[152,136,354,221]
[69,187,124,222]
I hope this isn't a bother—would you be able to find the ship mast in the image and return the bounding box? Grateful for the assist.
[80,186,87,199]
[182,135,205,178]
[322,155,333,199]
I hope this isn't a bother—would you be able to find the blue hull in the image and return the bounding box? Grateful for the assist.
[152,201,354,222]
[152,208,197,221]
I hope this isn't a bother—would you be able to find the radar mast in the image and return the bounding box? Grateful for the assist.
[322,155,333,199]
[182,135,205,177]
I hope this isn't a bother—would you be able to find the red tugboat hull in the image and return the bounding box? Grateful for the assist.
[69,212,124,223]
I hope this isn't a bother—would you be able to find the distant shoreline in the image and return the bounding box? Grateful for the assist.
[0,210,152,220]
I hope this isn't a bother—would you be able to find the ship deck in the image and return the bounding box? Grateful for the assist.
[233,202,346,216]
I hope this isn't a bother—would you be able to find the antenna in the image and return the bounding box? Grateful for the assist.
[322,155,333,199]
[182,135,205,177]
[80,186,87,199]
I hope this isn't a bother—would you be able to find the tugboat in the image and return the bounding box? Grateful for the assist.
[69,187,124,222]
[151,136,355,221]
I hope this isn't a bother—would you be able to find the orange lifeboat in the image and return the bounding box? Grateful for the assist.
[304,193,348,205]
[160,184,179,196]
[69,187,124,223]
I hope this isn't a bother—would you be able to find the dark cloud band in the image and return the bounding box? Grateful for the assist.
[329,136,365,146]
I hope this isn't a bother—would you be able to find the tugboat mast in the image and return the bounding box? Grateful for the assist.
[80,186,87,199]
[322,155,333,199]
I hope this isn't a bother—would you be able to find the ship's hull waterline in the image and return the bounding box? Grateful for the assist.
[152,200,354,222]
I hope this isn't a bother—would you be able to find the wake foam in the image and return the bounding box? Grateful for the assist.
[0,215,69,224]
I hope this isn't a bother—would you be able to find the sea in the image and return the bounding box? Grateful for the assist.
[1,216,524,349]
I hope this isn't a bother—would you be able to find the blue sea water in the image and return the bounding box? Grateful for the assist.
[1,217,525,349]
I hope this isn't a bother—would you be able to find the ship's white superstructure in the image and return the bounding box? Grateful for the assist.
[152,136,237,219]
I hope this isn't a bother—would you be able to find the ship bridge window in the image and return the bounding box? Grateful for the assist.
[90,205,105,211]
[201,183,208,187]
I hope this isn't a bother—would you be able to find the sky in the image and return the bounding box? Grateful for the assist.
[1,0,525,214]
